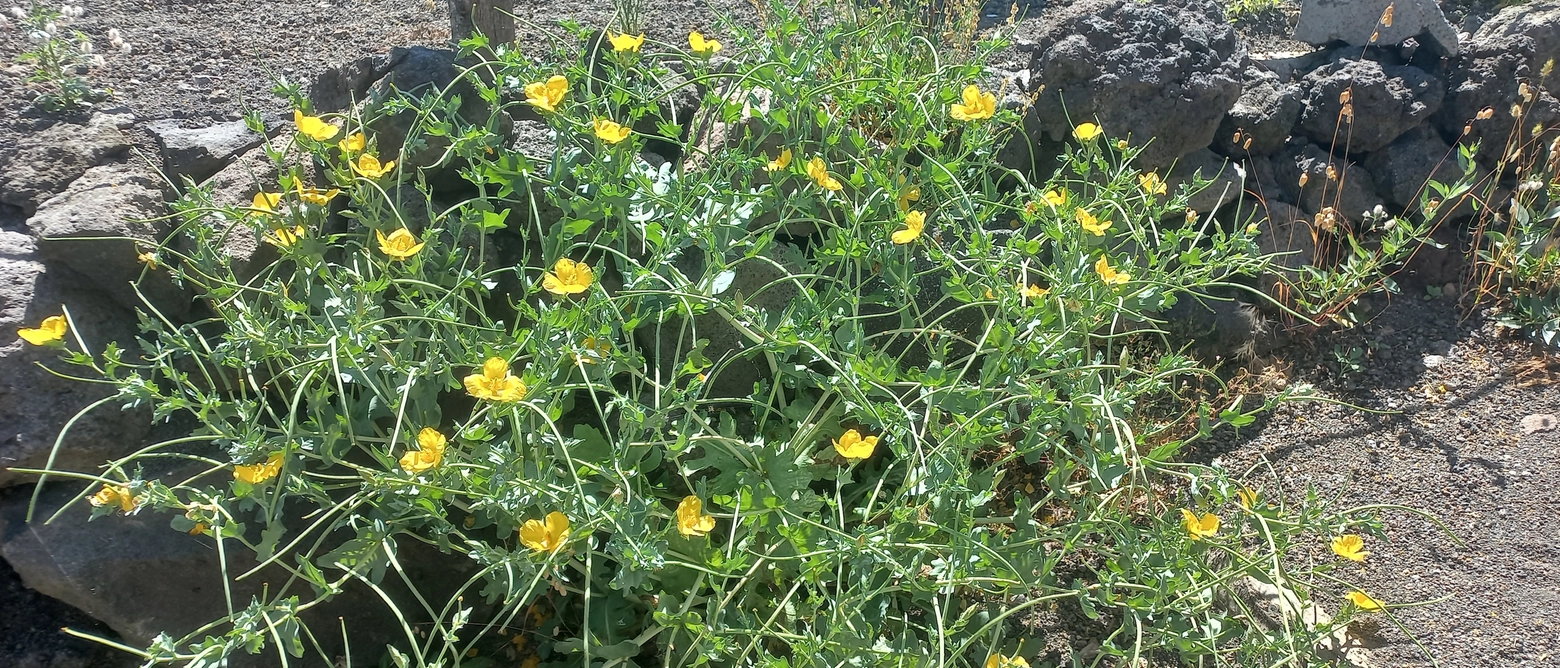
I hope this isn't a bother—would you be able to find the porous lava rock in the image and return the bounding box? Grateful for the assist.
[1022,0,1245,169]
[1297,58,1442,154]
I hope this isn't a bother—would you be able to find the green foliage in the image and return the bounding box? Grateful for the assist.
[39,1,1427,666]
[1224,0,1284,22]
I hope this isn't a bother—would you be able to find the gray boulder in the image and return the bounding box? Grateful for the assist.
[1214,67,1303,158]
[146,119,264,185]
[181,140,319,283]
[0,231,149,488]
[1297,58,1442,154]
[1022,0,1245,169]
[1437,34,1560,167]
[0,112,132,214]
[1364,125,1487,218]
[1273,143,1385,223]
[27,163,190,319]
[0,478,488,666]
[1166,149,1245,217]
[1292,0,1459,56]
[1474,0,1560,73]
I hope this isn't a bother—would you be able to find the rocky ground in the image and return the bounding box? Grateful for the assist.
[2,0,1559,666]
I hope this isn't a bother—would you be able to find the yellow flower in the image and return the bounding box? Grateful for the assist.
[1139,172,1167,196]
[352,154,396,179]
[985,654,1030,668]
[297,187,341,206]
[519,511,571,553]
[833,428,878,462]
[766,148,792,172]
[524,75,568,113]
[293,109,340,141]
[542,257,594,296]
[376,228,426,260]
[676,496,717,537]
[950,84,996,122]
[399,427,447,474]
[608,32,645,53]
[1095,256,1130,285]
[137,251,158,269]
[1073,122,1103,141]
[1332,535,1370,563]
[806,157,843,191]
[18,315,68,345]
[1180,509,1220,540]
[264,225,307,248]
[88,484,138,513]
[234,451,285,485]
[689,31,721,56]
[592,118,632,144]
[895,174,921,212]
[892,210,925,245]
[337,132,367,154]
[464,357,528,402]
[1020,284,1049,301]
[251,191,283,216]
[1077,208,1110,236]
[1042,189,1067,208]
[1345,591,1384,612]
[1236,487,1259,509]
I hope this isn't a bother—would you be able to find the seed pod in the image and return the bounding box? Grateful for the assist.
[1463,122,1473,136]
[1477,107,1495,120]
[1341,103,1354,122]
[1326,164,1338,181]
[1243,137,1253,150]
[1520,82,1534,103]
[1380,4,1393,27]
[1298,173,1309,188]
[1232,130,1242,144]
[1339,89,1351,105]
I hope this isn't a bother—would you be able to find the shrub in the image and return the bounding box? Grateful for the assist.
[28,1,1426,665]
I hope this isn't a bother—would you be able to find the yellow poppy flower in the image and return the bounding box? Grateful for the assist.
[1236,487,1259,509]
[984,654,1030,668]
[689,31,721,56]
[1180,509,1220,541]
[592,118,632,144]
[806,157,843,191]
[234,451,285,485]
[464,357,528,402]
[1077,208,1110,236]
[892,210,925,245]
[608,32,645,53]
[88,484,138,513]
[337,132,367,154]
[950,84,996,122]
[264,225,307,248]
[251,191,283,216]
[833,429,878,462]
[1095,256,1130,285]
[766,148,792,172]
[524,75,568,113]
[1073,122,1103,141]
[1042,189,1066,208]
[1345,591,1384,611]
[1020,284,1049,300]
[1139,172,1167,196]
[676,496,717,537]
[399,427,446,474]
[376,228,426,261]
[519,511,571,553]
[352,154,396,179]
[1331,535,1370,562]
[297,187,341,206]
[18,315,68,345]
[137,251,158,269]
[293,109,340,141]
[542,257,594,296]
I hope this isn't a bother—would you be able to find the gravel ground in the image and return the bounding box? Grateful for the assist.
[3,1,1558,667]
[1206,293,1560,668]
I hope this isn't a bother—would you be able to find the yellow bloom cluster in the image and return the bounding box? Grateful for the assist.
[465,357,527,402]
[400,427,447,474]
[234,452,285,484]
[89,484,138,513]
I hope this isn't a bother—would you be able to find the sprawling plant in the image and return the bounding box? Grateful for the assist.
[23,2,1423,666]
